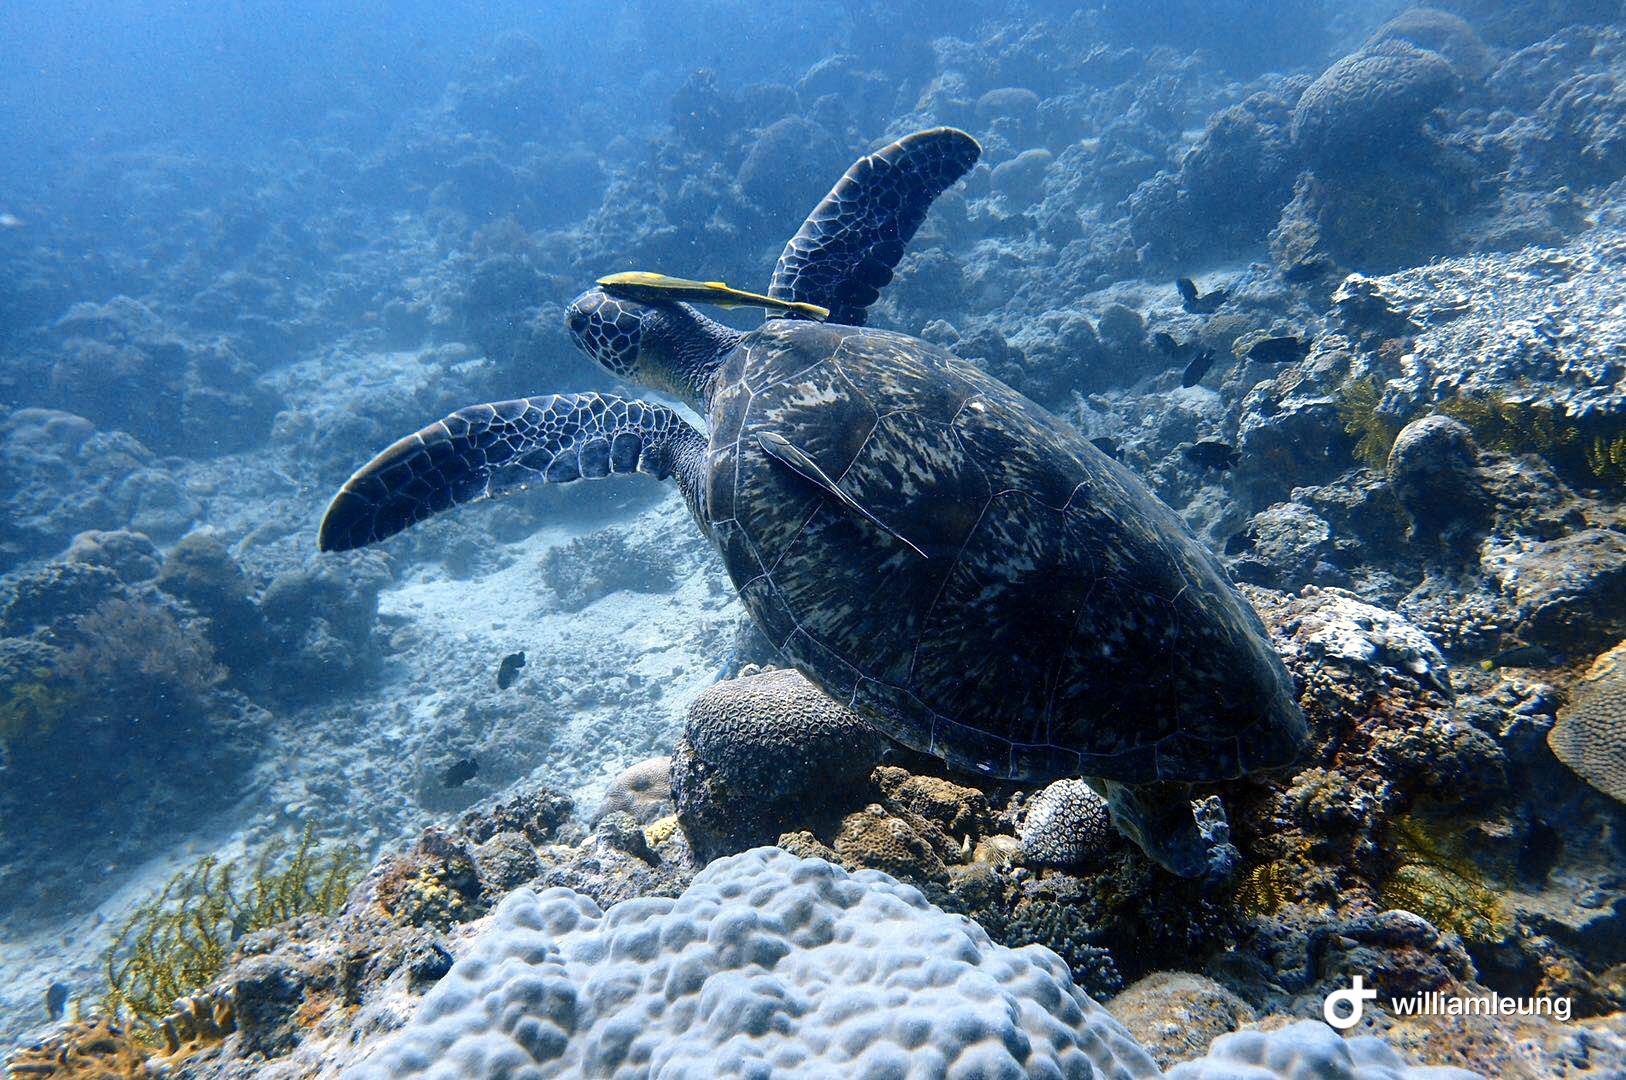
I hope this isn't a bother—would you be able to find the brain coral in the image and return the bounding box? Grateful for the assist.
[592,755,673,824]
[1364,8,1491,80]
[346,846,1163,1079]
[1548,640,1626,802]
[1291,42,1460,164]
[670,668,883,859]
[1164,1020,1479,1079]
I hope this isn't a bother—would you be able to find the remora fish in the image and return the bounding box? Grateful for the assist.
[598,271,830,321]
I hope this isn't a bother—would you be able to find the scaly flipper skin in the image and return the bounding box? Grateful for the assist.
[318,393,706,552]
[769,127,981,326]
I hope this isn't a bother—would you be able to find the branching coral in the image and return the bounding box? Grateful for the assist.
[101,824,359,1040]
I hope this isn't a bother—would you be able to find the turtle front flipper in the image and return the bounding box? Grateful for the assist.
[769,127,980,326]
[318,393,707,552]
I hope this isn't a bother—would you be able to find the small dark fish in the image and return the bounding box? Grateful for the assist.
[496,651,526,690]
[1176,276,1228,314]
[1180,348,1217,388]
[1246,335,1312,364]
[440,757,479,789]
[44,981,68,1021]
[1284,257,1331,283]
[1480,643,1556,670]
[1183,440,1241,471]
[1090,437,1123,461]
[1155,330,1199,360]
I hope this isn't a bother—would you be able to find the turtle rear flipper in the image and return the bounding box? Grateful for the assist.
[318,393,706,552]
[1100,780,1240,886]
[769,127,980,327]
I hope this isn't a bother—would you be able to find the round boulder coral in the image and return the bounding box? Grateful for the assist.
[1291,42,1460,165]
[1018,778,1114,868]
[1165,1019,1480,1079]
[1386,415,1489,545]
[670,668,884,861]
[1365,8,1491,80]
[592,755,673,824]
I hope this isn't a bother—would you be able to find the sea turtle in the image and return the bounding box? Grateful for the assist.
[319,128,1306,879]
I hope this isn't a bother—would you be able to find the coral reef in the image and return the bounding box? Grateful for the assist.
[254,551,390,700]
[1332,230,1625,428]
[3,0,1625,1069]
[538,526,679,612]
[0,410,192,572]
[153,531,265,670]
[0,559,264,927]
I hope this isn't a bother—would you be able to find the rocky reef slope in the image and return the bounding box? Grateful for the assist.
[2,0,1623,1074]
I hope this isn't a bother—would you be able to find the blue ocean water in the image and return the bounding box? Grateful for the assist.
[1,1,1623,1074]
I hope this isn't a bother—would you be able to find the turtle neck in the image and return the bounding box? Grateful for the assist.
[639,302,744,413]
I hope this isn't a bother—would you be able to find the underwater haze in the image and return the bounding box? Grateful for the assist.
[2,1,1624,1076]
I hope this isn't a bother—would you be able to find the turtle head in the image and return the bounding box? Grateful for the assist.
[565,287,740,407]
[566,287,648,381]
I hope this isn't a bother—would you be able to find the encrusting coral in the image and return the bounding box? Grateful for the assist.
[3,1016,154,1079]
[0,637,71,755]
